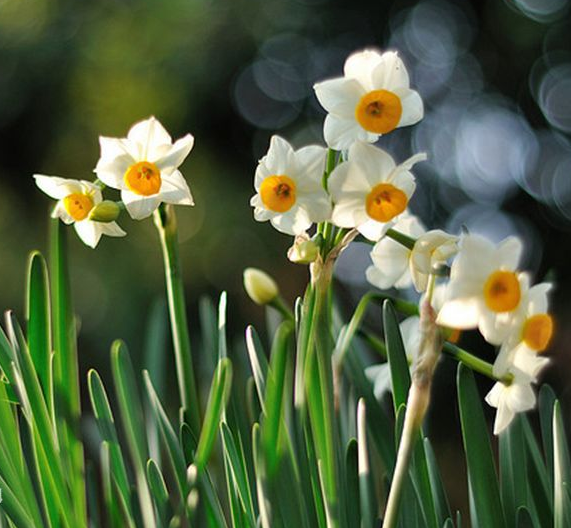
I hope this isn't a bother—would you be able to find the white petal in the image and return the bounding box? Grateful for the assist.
[100,222,127,238]
[74,221,103,248]
[367,238,410,289]
[52,202,74,224]
[127,117,172,160]
[331,196,368,228]
[400,316,421,361]
[262,136,293,175]
[293,145,327,191]
[328,161,373,198]
[313,77,364,117]
[507,382,536,413]
[493,398,515,435]
[296,193,332,223]
[393,88,424,128]
[389,169,416,199]
[371,51,410,91]
[365,363,392,399]
[98,137,138,163]
[496,236,523,270]
[269,206,311,235]
[154,134,194,169]
[358,218,393,241]
[160,171,194,206]
[95,154,133,189]
[437,298,480,329]
[479,310,513,346]
[344,49,385,89]
[34,175,82,200]
[525,283,552,316]
[122,191,161,220]
[323,114,375,151]
[349,142,396,185]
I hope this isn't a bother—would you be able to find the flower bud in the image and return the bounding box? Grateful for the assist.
[288,234,319,264]
[243,268,279,305]
[88,200,121,223]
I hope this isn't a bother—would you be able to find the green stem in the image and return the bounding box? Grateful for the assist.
[269,295,295,323]
[443,342,513,384]
[385,228,416,250]
[154,204,201,435]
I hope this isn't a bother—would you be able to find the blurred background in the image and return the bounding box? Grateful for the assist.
[1,0,571,518]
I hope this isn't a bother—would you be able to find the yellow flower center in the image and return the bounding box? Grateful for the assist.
[355,90,403,134]
[522,313,553,352]
[63,193,94,221]
[260,175,297,213]
[124,161,162,196]
[365,183,408,222]
[483,270,521,313]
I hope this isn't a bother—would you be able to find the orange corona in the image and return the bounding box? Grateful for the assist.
[260,175,297,213]
[355,90,402,134]
[124,161,162,196]
[365,183,408,222]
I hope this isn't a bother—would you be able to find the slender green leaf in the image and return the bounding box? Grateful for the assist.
[382,301,411,414]
[144,371,187,499]
[539,384,556,486]
[111,340,156,528]
[147,459,169,507]
[516,506,537,528]
[195,357,233,472]
[457,364,505,528]
[26,252,52,410]
[553,400,571,528]
[500,415,527,527]
[423,438,451,525]
[345,439,361,528]
[220,422,256,526]
[245,325,269,411]
[218,292,228,360]
[50,219,85,524]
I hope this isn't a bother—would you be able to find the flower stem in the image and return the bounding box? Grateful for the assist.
[383,294,443,528]
[154,204,201,435]
[443,342,513,384]
[385,228,416,250]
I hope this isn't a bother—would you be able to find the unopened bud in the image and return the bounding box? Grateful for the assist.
[243,268,279,305]
[88,200,121,223]
[288,235,319,264]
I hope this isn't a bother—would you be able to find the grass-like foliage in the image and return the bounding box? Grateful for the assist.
[0,215,568,528]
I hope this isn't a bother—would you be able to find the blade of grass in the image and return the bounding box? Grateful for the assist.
[194,357,233,472]
[553,400,571,528]
[49,219,86,524]
[457,364,506,528]
[110,340,156,528]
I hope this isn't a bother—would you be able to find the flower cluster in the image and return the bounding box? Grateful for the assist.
[249,48,554,435]
[34,117,194,247]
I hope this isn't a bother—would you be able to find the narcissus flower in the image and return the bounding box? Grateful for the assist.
[366,213,425,290]
[328,141,426,241]
[314,49,423,150]
[34,175,126,248]
[493,283,553,380]
[250,136,331,235]
[485,368,536,435]
[95,117,194,220]
[437,234,528,345]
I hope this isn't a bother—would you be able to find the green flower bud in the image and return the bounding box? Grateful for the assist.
[288,235,319,264]
[88,200,121,223]
[243,268,279,305]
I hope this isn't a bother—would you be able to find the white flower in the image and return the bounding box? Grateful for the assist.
[250,136,331,236]
[366,316,420,399]
[485,368,536,435]
[95,117,194,220]
[493,283,553,380]
[328,141,426,241]
[313,49,423,150]
[34,175,126,248]
[366,213,425,290]
[436,234,528,345]
[366,215,458,292]
[410,230,458,292]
